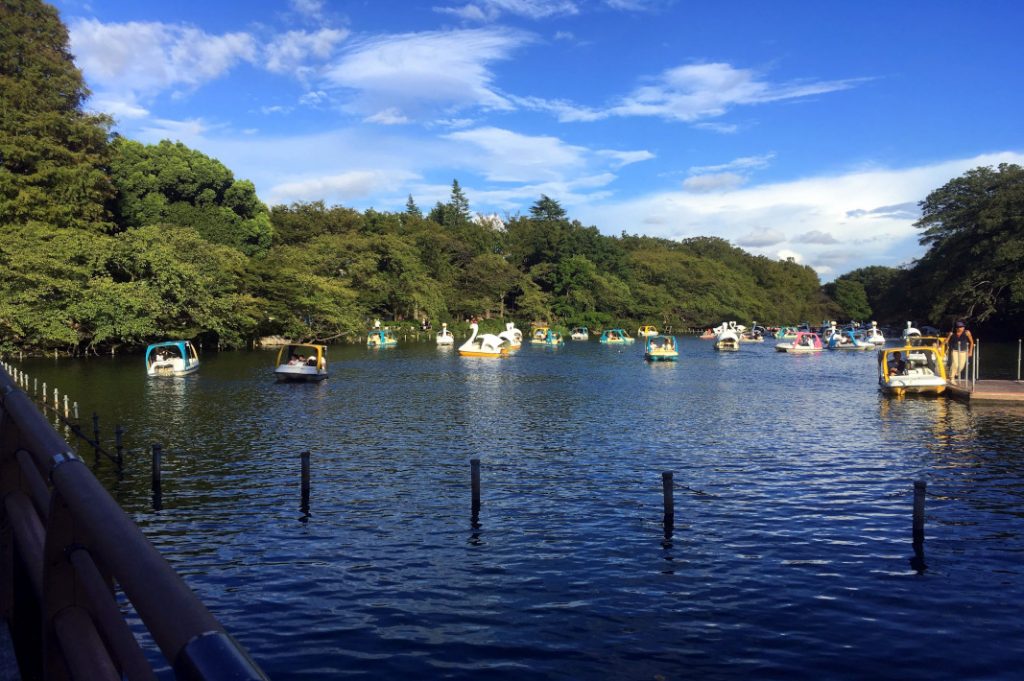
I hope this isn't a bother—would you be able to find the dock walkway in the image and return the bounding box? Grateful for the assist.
[946,379,1024,402]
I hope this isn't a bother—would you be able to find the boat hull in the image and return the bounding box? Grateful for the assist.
[148,364,199,377]
[458,349,510,357]
[645,353,678,361]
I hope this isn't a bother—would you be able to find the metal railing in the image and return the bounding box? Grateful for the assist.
[0,365,268,680]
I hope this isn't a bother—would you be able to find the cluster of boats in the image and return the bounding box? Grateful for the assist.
[144,318,953,393]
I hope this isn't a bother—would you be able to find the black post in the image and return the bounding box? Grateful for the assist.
[662,471,674,530]
[92,411,100,459]
[152,443,163,510]
[471,459,481,516]
[300,451,311,516]
[912,480,925,544]
[115,424,124,471]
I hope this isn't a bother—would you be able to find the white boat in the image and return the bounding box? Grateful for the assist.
[436,323,455,346]
[712,321,741,351]
[864,321,885,345]
[498,322,523,348]
[274,344,328,382]
[570,326,589,341]
[459,322,510,357]
[827,329,874,350]
[145,340,200,376]
[878,346,947,396]
[901,321,921,342]
[775,331,824,353]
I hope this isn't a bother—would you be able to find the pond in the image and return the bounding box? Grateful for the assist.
[11,337,1024,679]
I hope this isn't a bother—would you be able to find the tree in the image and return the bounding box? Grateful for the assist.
[404,194,422,218]
[825,279,872,321]
[109,138,274,255]
[0,0,114,232]
[913,163,1024,324]
[529,194,567,221]
[444,179,471,226]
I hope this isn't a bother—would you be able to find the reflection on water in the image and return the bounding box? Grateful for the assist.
[9,339,1024,680]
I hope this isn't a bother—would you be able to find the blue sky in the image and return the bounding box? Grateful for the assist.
[55,0,1024,279]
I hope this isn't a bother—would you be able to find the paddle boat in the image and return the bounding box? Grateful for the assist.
[274,343,328,382]
[878,345,947,396]
[864,321,885,345]
[367,328,398,348]
[775,331,823,353]
[827,329,874,350]
[145,340,200,376]
[599,328,635,344]
[530,327,564,346]
[459,322,511,357]
[774,326,798,340]
[699,328,716,340]
[570,326,589,341]
[901,321,921,342]
[637,325,658,338]
[436,323,455,346]
[498,322,523,348]
[644,334,679,362]
[740,322,765,343]
[712,321,741,351]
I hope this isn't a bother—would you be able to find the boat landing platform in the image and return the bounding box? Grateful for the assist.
[946,380,1024,402]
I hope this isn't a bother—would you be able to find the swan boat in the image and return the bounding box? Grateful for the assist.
[901,321,921,342]
[644,334,679,361]
[699,328,716,340]
[775,331,823,353]
[740,322,766,343]
[459,322,511,357]
[570,326,589,341]
[599,328,635,344]
[878,346,947,396]
[498,322,523,348]
[274,343,328,382]
[638,325,659,338]
[530,327,564,346]
[827,329,874,350]
[713,321,742,351]
[367,328,398,348]
[774,326,798,340]
[864,321,885,345]
[436,323,455,346]
[145,340,200,376]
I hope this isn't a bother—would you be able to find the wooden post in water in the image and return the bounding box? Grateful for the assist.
[151,444,163,510]
[115,425,124,470]
[92,412,100,459]
[471,458,481,515]
[300,451,311,515]
[53,388,58,409]
[63,394,69,418]
[912,480,926,544]
[662,471,674,530]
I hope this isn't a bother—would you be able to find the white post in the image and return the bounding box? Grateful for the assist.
[1017,339,1021,382]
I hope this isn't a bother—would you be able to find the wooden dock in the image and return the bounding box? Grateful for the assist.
[946,379,1024,402]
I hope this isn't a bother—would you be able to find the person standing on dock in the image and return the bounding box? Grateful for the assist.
[946,320,974,383]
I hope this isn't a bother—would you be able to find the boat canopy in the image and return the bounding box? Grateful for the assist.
[145,340,198,365]
[275,343,327,368]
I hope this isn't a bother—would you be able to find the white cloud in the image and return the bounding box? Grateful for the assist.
[69,19,257,97]
[365,108,410,125]
[445,126,587,182]
[574,151,1024,277]
[290,0,325,18]
[322,29,530,117]
[690,153,775,174]
[682,172,745,192]
[268,170,421,204]
[736,229,786,247]
[434,1,578,22]
[597,149,655,167]
[265,28,349,75]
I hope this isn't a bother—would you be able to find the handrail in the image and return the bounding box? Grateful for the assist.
[0,365,268,680]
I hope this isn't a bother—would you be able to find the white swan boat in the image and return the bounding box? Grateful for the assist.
[498,322,523,348]
[864,321,885,345]
[436,323,455,346]
[713,321,741,351]
[459,322,510,357]
[901,321,921,342]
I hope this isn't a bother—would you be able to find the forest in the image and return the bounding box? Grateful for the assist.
[2,0,1022,355]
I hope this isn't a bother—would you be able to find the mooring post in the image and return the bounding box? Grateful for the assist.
[300,451,311,515]
[152,443,163,500]
[912,480,926,544]
[1017,338,1021,382]
[471,458,481,515]
[63,394,69,418]
[33,377,37,395]
[115,425,124,470]
[662,471,674,529]
[73,402,79,421]
[92,412,100,458]
[53,387,58,409]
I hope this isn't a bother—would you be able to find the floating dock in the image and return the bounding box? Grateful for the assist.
[946,379,1024,402]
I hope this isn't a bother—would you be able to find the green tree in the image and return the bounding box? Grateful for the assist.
[0,0,114,232]
[529,194,567,221]
[824,279,872,321]
[912,163,1024,325]
[109,138,273,255]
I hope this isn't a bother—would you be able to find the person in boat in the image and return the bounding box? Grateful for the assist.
[889,351,906,376]
[945,320,974,383]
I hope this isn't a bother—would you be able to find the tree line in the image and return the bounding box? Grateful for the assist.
[2,0,1021,355]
